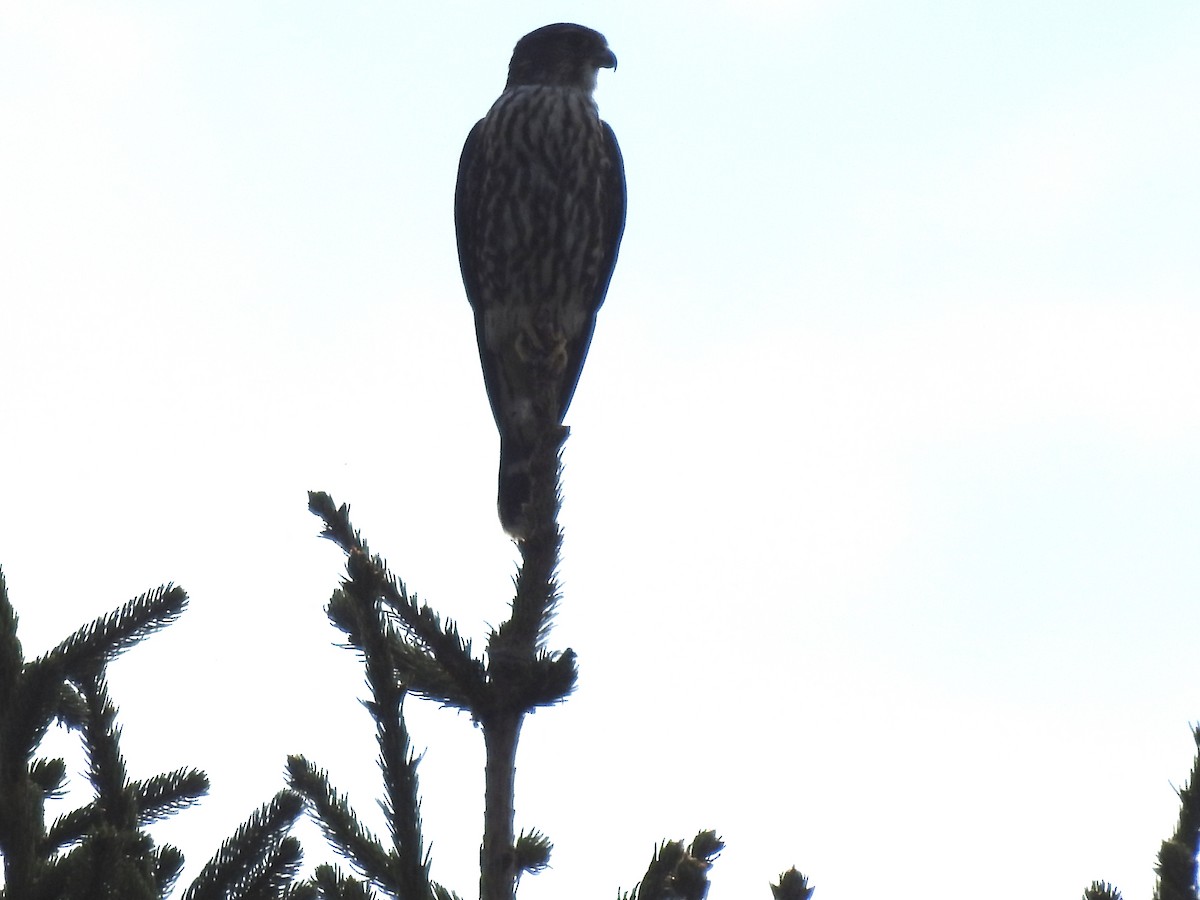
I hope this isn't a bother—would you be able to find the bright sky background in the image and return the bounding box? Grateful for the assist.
[3,2,1199,898]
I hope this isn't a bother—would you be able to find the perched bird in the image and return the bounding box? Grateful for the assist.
[455,23,626,539]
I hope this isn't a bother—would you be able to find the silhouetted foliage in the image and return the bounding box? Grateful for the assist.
[4,452,1200,899]
[0,569,309,900]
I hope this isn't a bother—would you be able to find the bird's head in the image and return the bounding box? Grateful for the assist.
[505,23,617,92]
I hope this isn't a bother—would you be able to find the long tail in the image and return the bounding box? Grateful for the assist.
[497,437,533,540]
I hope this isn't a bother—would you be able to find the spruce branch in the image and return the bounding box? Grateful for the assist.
[326,588,475,713]
[28,757,67,797]
[31,672,162,900]
[322,532,435,896]
[0,566,19,681]
[286,756,398,888]
[182,790,306,900]
[361,636,432,897]
[285,883,322,900]
[75,672,136,830]
[1,570,75,781]
[54,825,158,900]
[522,649,578,708]
[37,584,188,681]
[132,767,211,824]
[308,408,571,900]
[224,834,304,900]
[310,492,486,710]
[622,832,724,900]
[1088,725,1200,900]
[3,654,67,778]
[308,864,378,900]
[53,680,89,731]
[46,767,209,850]
[1,571,209,900]
[0,568,27,718]
[771,867,815,900]
[152,844,186,897]
[55,838,186,900]
[376,720,432,899]
[512,828,552,878]
[622,839,684,900]
[0,569,51,895]
[385,635,480,711]
[1153,725,1200,900]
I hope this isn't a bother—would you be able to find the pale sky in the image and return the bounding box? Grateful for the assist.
[2,3,1199,898]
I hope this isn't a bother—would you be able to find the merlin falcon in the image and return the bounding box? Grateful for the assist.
[455,23,626,539]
